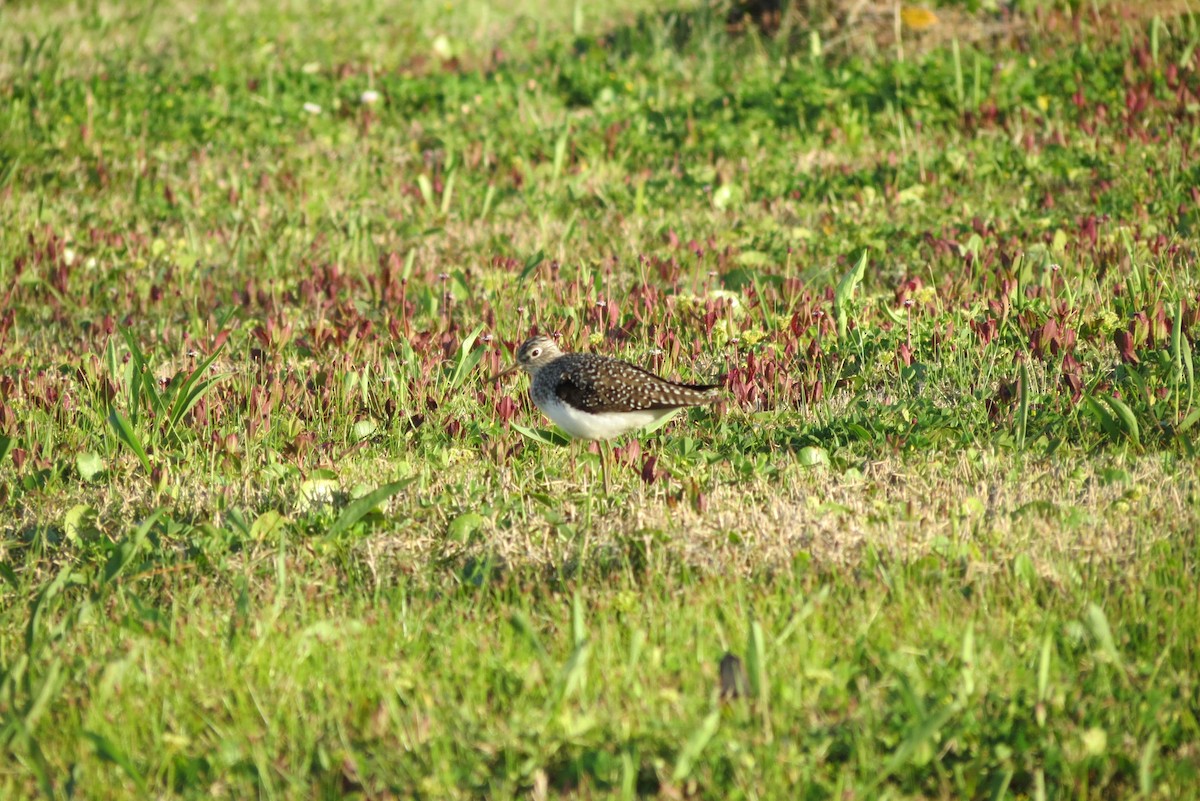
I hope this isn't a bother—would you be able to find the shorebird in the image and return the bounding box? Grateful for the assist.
[491,335,720,492]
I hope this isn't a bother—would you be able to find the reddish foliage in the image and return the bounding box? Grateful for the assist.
[1114,330,1139,364]
[640,455,660,485]
[494,395,518,424]
[972,317,998,346]
[1061,353,1084,403]
[1029,317,1077,359]
[612,439,639,467]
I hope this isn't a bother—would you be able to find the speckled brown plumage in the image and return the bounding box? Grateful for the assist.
[494,335,719,441]
[545,353,718,413]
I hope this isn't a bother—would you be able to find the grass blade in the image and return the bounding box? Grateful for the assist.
[1099,394,1141,447]
[571,588,586,648]
[557,640,590,703]
[671,711,720,782]
[22,659,63,731]
[1083,395,1120,442]
[84,731,146,793]
[327,478,415,537]
[119,325,162,420]
[746,619,767,700]
[101,509,164,588]
[1036,632,1052,727]
[1016,360,1029,448]
[1140,732,1158,795]
[439,169,456,215]
[876,702,959,784]
[552,126,570,181]
[518,249,545,284]
[166,335,231,433]
[833,251,868,339]
[1085,603,1124,669]
[508,611,546,656]
[746,617,772,738]
[107,408,152,474]
[417,174,435,208]
[450,324,485,389]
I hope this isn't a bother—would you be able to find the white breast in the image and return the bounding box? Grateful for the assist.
[537,396,673,440]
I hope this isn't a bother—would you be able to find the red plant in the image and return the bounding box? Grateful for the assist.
[640,455,659,485]
[972,317,999,346]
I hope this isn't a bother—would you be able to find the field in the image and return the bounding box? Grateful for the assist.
[2,0,1200,797]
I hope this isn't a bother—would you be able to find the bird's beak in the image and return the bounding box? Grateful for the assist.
[490,363,520,383]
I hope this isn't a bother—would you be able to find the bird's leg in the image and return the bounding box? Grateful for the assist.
[600,440,611,496]
[576,441,588,495]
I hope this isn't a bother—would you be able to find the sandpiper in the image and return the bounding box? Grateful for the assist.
[492,335,719,491]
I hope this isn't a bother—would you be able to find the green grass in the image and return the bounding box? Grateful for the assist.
[2,0,1200,796]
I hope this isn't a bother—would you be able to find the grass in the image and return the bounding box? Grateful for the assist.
[2,0,1200,796]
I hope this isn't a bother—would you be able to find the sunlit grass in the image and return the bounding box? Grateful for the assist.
[2,0,1200,797]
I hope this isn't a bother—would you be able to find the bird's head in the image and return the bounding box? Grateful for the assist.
[491,334,563,381]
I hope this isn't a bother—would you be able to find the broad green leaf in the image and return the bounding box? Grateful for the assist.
[511,423,572,447]
[798,446,828,467]
[447,512,486,543]
[352,418,379,440]
[249,510,288,541]
[643,409,682,436]
[76,452,104,482]
[63,504,99,543]
[712,184,743,211]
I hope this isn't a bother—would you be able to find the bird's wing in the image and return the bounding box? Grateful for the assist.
[553,358,717,414]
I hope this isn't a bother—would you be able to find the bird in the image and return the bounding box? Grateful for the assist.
[491,334,719,492]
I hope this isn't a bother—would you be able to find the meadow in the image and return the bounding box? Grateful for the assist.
[1,0,1199,797]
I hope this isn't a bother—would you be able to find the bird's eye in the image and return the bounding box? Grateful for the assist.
[530,348,541,358]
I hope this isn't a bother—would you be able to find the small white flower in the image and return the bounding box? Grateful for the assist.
[303,102,322,115]
[63,248,76,266]
[360,90,380,105]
